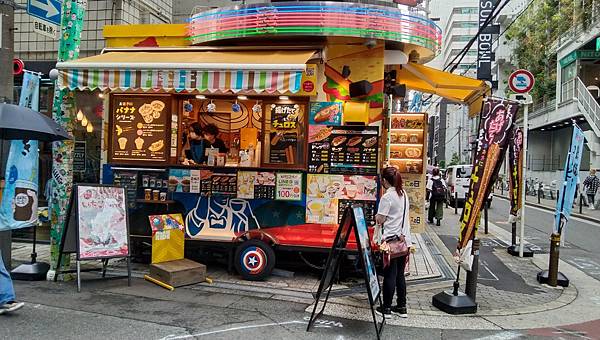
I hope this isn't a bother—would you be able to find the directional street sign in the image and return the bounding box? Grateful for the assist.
[27,0,61,26]
[508,69,535,94]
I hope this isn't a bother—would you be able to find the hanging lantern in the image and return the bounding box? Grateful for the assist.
[86,123,93,133]
[81,117,88,127]
[76,110,83,121]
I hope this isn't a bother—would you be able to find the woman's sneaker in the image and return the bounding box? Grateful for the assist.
[0,301,24,315]
[391,306,408,318]
[375,306,391,317]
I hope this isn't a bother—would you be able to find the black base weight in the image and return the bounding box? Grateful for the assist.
[536,270,569,287]
[432,291,477,315]
[507,244,534,257]
[11,262,51,281]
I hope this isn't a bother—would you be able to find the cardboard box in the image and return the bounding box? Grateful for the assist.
[149,258,206,287]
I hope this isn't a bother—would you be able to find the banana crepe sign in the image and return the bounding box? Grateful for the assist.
[458,98,518,250]
[508,127,523,218]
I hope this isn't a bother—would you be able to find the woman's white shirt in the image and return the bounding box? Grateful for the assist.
[376,187,412,245]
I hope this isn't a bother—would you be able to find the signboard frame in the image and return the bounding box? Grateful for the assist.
[108,94,172,166]
[307,206,384,339]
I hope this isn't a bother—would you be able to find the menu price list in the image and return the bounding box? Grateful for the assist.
[211,173,237,196]
[308,126,378,175]
[338,200,376,226]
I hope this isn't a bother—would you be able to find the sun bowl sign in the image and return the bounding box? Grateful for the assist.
[508,69,535,94]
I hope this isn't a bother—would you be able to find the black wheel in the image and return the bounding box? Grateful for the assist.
[234,239,275,281]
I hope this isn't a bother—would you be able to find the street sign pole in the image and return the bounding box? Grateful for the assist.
[519,102,528,257]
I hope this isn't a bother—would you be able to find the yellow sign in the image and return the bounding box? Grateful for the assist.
[149,214,185,264]
[298,64,317,96]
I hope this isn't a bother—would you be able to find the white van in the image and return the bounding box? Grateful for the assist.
[444,164,493,207]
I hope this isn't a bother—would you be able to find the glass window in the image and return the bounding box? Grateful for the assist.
[73,91,103,184]
[452,7,478,15]
[452,21,479,29]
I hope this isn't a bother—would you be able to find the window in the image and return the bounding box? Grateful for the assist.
[452,21,479,29]
[452,7,478,15]
[451,35,473,43]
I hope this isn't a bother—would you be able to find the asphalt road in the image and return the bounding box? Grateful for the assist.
[488,197,600,281]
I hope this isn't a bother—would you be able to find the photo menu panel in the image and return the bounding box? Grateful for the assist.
[110,95,170,163]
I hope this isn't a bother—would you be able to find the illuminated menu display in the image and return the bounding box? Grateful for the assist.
[110,95,170,163]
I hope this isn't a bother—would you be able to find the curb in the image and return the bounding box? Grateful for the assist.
[494,194,600,224]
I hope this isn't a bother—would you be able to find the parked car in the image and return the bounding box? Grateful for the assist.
[444,164,492,208]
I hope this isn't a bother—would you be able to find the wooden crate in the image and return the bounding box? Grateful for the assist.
[149,258,206,287]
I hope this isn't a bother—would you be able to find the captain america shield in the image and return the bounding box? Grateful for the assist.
[239,246,267,275]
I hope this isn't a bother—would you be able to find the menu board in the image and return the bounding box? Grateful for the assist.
[308,125,378,175]
[211,173,237,196]
[268,104,301,164]
[73,141,86,173]
[112,171,138,209]
[237,171,276,200]
[309,102,342,126]
[110,95,170,163]
[389,113,426,174]
[403,173,426,234]
[74,185,129,259]
[276,173,302,201]
[338,200,376,226]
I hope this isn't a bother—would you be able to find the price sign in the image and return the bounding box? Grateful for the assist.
[276,173,302,201]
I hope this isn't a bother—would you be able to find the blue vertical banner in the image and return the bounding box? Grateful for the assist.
[554,125,585,234]
[0,72,40,231]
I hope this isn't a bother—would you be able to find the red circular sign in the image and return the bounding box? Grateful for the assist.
[302,81,314,93]
[508,69,535,94]
[13,59,24,75]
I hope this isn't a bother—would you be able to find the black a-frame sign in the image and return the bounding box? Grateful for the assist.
[307,206,385,339]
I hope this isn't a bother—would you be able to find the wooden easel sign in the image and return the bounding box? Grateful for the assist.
[307,206,385,339]
[55,184,132,292]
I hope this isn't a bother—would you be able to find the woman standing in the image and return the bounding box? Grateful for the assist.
[375,167,412,318]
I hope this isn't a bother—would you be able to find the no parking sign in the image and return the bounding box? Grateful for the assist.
[509,70,535,94]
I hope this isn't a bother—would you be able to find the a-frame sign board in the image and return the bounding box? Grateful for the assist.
[307,206,385,339]
[54,184,131,292]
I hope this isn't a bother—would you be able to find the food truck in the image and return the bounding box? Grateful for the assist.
[55,1,486,280]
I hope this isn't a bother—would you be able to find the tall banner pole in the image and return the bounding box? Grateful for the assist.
[518,103,528,257]
[48,0,87,280]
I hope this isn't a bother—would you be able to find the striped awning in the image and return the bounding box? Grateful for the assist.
[56,50,316,94]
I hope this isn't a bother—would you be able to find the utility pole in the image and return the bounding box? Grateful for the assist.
[0,0,15,268]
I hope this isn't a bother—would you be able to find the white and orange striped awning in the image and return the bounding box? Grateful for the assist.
[56,50,316,94]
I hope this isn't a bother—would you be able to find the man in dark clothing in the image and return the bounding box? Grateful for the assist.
[202,123,228,154]
[426,168,447,226]
[583,169,599,210]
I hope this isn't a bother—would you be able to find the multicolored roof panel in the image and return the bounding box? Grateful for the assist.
[187,2,442,61]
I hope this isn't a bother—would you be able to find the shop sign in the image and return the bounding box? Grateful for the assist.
[73,141,86,173]
[110,95,169,163]
[276,173,302,201]
[476,0,498,82]
[309,102,342,126]
[560,50,600,67]
[298,64,317,96]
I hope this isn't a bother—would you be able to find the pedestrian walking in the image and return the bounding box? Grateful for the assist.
[0,252,24,315]
[583,169,600,210]
[426,168,447,226]
[374,167,411,318]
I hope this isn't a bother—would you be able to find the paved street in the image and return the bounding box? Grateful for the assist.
[489,196,600,281]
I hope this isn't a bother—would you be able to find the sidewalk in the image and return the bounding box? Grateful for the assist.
[8,208,600,332]
[495,192,600,224]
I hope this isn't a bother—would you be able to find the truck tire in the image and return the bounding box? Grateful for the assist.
[235,239,275,281]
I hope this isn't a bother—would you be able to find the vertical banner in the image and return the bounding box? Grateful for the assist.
[458,98,517,249]
[554,125,585,235]
[508,126,523,218]
[50,0,87,274]
[0,72,40,231]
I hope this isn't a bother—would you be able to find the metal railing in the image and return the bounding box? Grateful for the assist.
[574,77,600,136]
[550,3,600,53]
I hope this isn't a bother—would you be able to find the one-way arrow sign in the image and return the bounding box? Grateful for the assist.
[28,0,61,26]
